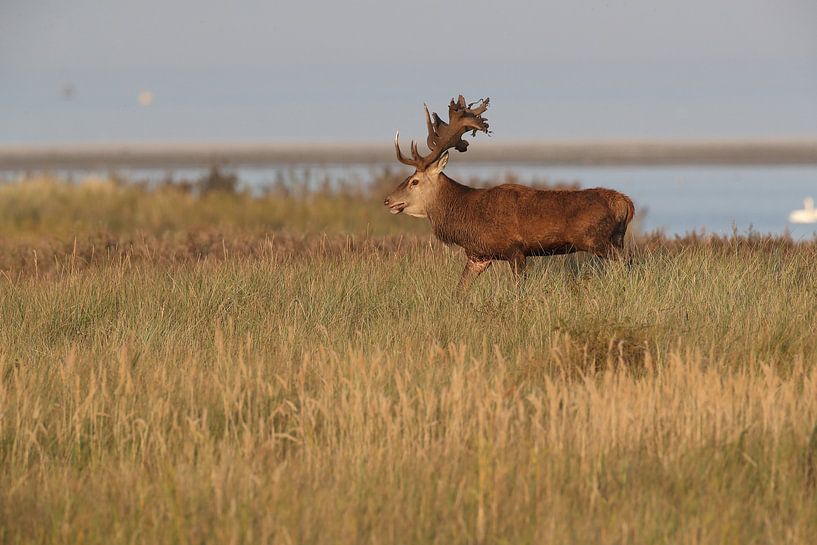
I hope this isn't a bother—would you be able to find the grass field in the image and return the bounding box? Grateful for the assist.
[1,175,817,544]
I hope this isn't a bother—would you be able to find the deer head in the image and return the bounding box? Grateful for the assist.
[384,95,489,217]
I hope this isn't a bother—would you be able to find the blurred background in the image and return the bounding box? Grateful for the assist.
[1,0,816,236]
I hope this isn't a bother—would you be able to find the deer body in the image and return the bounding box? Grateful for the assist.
[384,95,635,290]
[426,177,634,261]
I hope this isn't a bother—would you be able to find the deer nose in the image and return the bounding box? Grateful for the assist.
[384,197,391,206]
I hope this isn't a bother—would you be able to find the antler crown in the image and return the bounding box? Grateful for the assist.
[395,95,490,170]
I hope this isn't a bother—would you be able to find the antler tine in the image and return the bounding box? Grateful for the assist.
[468,97,490,116]
[410,140,424,161]
[394,131,422,168]
[423,104,436,151]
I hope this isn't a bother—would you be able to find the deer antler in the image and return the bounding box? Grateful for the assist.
[395,95,490,170]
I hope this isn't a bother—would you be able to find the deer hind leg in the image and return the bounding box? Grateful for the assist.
[588,228,626,261]
[458,258,492,292]
[593,243,621,261]
[588,241,633,276]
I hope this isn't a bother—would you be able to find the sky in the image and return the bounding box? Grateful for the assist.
[1,0,816,144]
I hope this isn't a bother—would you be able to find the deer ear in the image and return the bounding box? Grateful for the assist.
[430,151,449,174]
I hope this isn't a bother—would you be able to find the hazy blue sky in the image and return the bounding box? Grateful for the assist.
[1,0,816,143]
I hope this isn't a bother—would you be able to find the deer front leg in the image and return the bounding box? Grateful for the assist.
[458,258,492,292]
[510,252,527,279]
[509,252,528,293]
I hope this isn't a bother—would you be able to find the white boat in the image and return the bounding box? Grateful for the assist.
[789,197,817,224]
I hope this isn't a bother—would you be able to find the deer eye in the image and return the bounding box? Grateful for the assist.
[410,179,419,187]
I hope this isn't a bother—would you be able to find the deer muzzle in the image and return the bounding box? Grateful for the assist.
[384,197,407,214]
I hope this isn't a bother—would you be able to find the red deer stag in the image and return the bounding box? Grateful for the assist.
[384,95,635,291]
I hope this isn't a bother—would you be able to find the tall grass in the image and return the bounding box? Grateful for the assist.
[1,176,816,543]
[0,173,423,237]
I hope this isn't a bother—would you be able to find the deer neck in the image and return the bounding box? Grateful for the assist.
[427,174,478,246]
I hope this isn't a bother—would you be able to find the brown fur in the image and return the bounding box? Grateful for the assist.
[429,177,633,259]
[386,171,635,290]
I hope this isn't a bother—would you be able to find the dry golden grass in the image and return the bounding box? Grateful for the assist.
[1,176,816,544]
[0,172,423,238]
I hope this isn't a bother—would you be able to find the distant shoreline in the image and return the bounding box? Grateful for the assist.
[2,139,817,169]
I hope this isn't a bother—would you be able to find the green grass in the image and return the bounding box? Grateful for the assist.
[1,176,817,544]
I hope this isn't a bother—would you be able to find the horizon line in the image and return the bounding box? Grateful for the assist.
[2,138,817,169]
